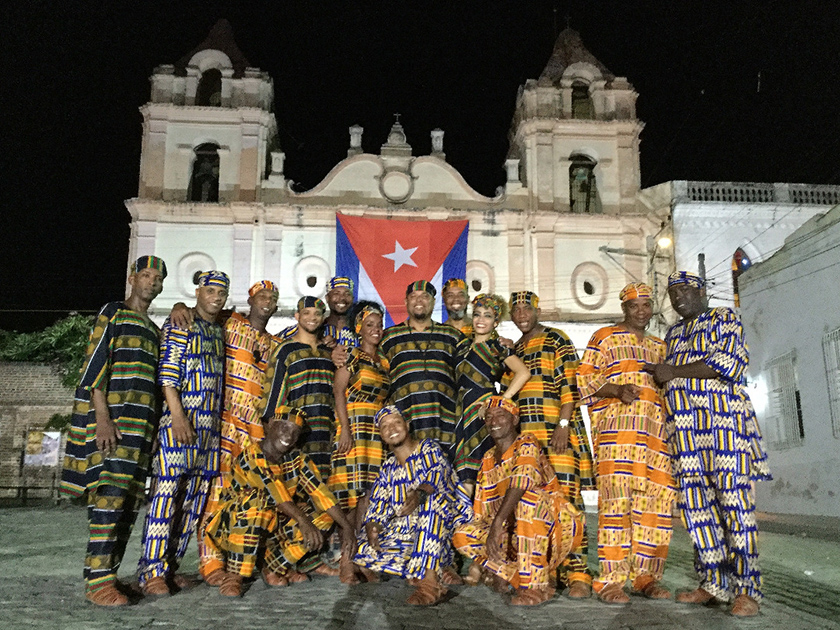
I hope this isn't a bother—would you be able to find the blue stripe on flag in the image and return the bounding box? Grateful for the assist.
[335,217,360,294]
[441,223,468,284]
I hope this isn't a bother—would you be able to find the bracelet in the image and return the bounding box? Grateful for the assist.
[558,418,570,428]
[415,488,429,503]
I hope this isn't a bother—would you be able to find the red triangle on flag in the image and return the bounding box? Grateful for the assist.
[338,214,468,323]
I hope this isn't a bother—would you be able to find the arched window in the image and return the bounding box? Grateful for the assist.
[196,69,222,106]
[731,247,752,307]
[189,143,220,202]
[571,81,594,119]
[569,155,601,214]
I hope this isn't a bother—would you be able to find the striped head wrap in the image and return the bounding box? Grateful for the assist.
[271,405,308,428]
[510,291,539,309]
[327,276,354,292]
[405,280,436,298]
[472,293,506,321]
[667,271,705,289]
[619,282,653,302]
[373,405,403,428]
[443,278,468,294]
[355,305,383,334]
[483,395,519,418]
[131,255,167,279]
[297,296,326,313]
[197,270,230,290]
[249,280,279,298]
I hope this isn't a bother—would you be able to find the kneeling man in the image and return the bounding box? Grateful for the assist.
[203,407,355,596]
[453,396,583,606]
[354,406,471,606]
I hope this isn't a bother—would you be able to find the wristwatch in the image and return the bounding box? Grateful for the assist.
[558,418,570,428]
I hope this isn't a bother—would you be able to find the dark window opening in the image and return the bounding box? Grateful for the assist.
[196,69,222,106]
[571,82,594,119]
[471,279,482,292]
[583,280,595,295]
[795,389,805,439]
[569,155,601,214]
[189,143,220,202]
[306,275,317,288]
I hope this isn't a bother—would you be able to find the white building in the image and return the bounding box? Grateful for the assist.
[738,205,840,518]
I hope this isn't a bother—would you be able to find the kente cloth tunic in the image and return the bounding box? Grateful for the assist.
[262,338,336,480]
[577,326,675,588]
[454,434,583,590]
[453,334,512,483]
[378,321,464,454]
[137,315,225,584]
[199,312,274,576]
[664,307,771,602]
[328,347,391,510]
[204,444,338,577]
[59,302,160,593]
[278,322,358,347]
[355,439,472,579]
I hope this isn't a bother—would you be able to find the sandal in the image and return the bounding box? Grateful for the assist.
[676,587,715,605]
[85,584,129,607]
[567,580,591,599]
[286,570,310,584]
[406,580,447,606]
[440,566,464,585]
[357,566,380,583]
[632,577,671,600]
[312,563,340,577]
[141,576,170,597]
[597,582,630,605]
[204,569,226,587]
[730,594,760,617]
[219,573,243,597]
[261,568,289,587]
[484,573,511,595]
[511,586,555,606]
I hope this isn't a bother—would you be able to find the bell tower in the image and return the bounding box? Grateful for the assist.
[508,28,643,214]
[137,19,276,204]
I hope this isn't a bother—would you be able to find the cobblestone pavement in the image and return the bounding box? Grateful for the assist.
[1,505,839,630]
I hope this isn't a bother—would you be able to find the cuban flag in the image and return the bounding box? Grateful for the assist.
[336,214,469,327]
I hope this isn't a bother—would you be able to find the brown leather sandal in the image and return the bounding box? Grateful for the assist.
[141,576,170,597]
[676,587,715,605]
[632,579,671,600]
[440,566,464,585]
[286,570,310,584]
[261,568,289,587]
[219,573,243,597]
[204,569,226,587]
[597,582,630,605]
[406,580,447,606]
[511,586,555,606]
[730,594,760,617]
[312,563,340,577]
[85,584,129,607]
[567,580,592,599]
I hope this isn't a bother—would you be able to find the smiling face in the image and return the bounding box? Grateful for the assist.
[128,267,164,303]
[326,287,353,316]
[443,286,468,318]
[265,419,302,458]
[195,285,228,319]
[378,412,409,447]
[295,306,326,334]
[472,305,498,336]
[668,284,706,320]
[621,297,653,332]
[359,312,384,346]
[483,406,518,443]
[511,303,540,335]
[405,290,434,321]
[248,289,278,323]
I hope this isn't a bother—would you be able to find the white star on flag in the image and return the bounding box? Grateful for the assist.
[382,240,418,272]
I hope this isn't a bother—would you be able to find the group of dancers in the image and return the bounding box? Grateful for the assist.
[60,255,770,617]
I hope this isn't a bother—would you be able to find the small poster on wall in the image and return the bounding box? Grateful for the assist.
[24,431,61,467]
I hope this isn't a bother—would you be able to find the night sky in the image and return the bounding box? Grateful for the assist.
[3,1,840,332]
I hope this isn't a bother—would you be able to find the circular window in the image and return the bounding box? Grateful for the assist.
[466,260,494,296]
[177,252,216,299]
[379,170,413,203]
[570,262,608,311]
[294,256,331,297]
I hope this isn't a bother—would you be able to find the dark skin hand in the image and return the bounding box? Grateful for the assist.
[93,388,121,455]
[397,483,435,517]
[163,385,196,445]
[643,360,721,386]
[593,382,642,404]
[486,486,526,564]
[549,402,574,454]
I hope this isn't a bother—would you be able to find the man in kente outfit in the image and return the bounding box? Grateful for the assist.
[577,282,675,604]
[646,271,771,617]
[453,396,583,606]
[60,255,167,606]
[442,277,472,335]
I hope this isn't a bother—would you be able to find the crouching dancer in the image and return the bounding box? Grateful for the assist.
[354,406,471,606]
[453,396,584,606]
[203,406,356,596]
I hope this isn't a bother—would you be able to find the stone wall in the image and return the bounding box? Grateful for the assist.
[0,362,73,499]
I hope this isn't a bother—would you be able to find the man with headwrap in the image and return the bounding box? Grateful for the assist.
[279,276,358,347]
[508,290,595,597]
[646,271,771,617]
[138,270,228,596]
[453,396,583,606]
[203,407,356,596]
[442,277,472,335]
[60,255,167,606]
[198,280,279,585]
[577,283,675,604]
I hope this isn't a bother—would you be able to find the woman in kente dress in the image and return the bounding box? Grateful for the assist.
[454,294,530,496]
[329,301,391,583]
